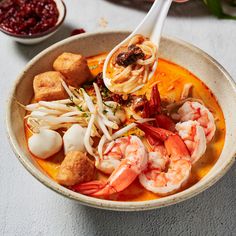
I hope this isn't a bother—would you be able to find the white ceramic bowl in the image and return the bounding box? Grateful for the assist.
[0,0,66,45]
[6,31,236,211]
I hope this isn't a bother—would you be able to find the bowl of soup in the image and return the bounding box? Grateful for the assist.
[6,31,236,211]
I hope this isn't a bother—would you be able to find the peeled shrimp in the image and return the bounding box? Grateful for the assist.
[176,120,207,164]
[96,136,132,174]
[137,123,192,196]
[176,101,216,143]
[147,145,169,172]
[96,122,153,174]
[73,135,148,196]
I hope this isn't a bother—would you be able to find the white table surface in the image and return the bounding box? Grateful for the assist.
[1,0,236,235]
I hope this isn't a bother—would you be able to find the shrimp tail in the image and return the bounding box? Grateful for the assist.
[164,134,190,160]
[146,133,160,146]
[155,114,176,132]
[149,84,161,116]
[70,180,105,195]
[136,122,173,140]
[73,163,139,196]
[137,123,190,159]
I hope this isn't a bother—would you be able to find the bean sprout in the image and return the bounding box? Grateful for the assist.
[22,81,154,166]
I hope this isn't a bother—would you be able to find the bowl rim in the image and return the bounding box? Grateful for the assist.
[6,30,236,211]
[0,0,66,39]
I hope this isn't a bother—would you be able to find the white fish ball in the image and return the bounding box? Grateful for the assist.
[63,124,87,155]
[28,129,62,159]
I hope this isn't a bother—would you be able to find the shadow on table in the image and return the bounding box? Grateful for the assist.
[104,0,210,17]
[70,162,236,235]
[13,23,74,62]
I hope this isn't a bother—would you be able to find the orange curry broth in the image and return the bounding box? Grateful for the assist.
[25,53,225,202]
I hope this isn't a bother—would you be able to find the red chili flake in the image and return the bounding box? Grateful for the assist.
[70,28,86,36]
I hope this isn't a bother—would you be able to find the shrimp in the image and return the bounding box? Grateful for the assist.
[176,120,207,164]
[147,145,169,171]
[96,136,132,174]
[137,123,192,195]
[176,101,216,143]
[72,135,148,196]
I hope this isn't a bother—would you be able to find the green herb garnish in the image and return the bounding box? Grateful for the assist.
[89,64,99,70]
[103,102,113,109]
[82,113,89,117]
[101,87,109,98]
[76,105,83,111]
[203,0,236,20]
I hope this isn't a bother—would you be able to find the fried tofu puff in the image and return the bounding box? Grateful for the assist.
[53,52,92,87]
[56,151,95,186]
[33,71,68,102]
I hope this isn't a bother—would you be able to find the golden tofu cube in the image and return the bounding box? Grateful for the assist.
[53,52,92,87]
[56,151,95,186]
[33,71,68,101]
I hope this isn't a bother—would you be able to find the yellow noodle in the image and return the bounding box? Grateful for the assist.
[109,35,157,93]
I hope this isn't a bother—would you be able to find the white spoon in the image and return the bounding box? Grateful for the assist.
[103,0,173,94]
